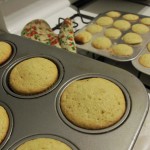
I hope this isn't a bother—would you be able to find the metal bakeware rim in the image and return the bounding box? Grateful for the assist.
[0,41,17,68]
[0,101,13,150]
[2,55,64,99]
[56,74,131,134]
[8,134,79,150]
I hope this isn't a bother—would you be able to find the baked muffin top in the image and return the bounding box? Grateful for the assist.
[16,138,72,150]
[0,106,9,144]
[112,44,133,56]
[86,24,103,34]
[122,32,143,44]
[139,53,150,68]
[92,37,112,49]
[9,57,58,95]
[75,31,92,44]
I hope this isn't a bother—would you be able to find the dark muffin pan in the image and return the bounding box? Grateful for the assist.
[76,10,150,62]
[0,33,149,150]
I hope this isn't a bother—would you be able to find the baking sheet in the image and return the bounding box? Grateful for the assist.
[0,33,149,150]
[76,10,150,62]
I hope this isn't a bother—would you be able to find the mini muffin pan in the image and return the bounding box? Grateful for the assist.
[0,33,149,150]
[76,10,150,62]
[132,41,150,75]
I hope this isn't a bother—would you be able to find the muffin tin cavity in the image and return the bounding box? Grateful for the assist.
[9,134,78,150]
[0,102,13,150]
[2,55,64,99]
[56,74,131,134]
[0,41,16,68]
[75,11,150,61]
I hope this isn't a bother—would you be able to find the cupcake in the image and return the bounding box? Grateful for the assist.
[0,41,12,65]
[0,106,9,144]
[9,57,58,95]
[60,78,126,129]
[16,138,72,150]
[139,53,150,68]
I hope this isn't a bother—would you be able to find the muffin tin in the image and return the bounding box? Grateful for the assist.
[132,41,150,75]
[0,33,149,150]
[76,10,150,62]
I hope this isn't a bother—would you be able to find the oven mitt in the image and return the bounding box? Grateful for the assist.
[21,19,60,48]
[58,18,76,53]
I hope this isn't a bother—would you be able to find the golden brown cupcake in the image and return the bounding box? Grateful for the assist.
[113,20,131,31]
[0,41,12,65]
[122,14,139,21]
[112,44,133,56]
[92,37,112,50]
[86,24,103,34]
[75,31,92,44]
[104,28,122,39]
[61,78,126,129]
[132,24,149,34]
[16,138,72,150]
[140,17,150,26]
[0,106,9,144]
[96,16,114,26]
[122,32,143,44]
[139,53,150,68]
[106,11,121,18]
[9,57,58,95]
